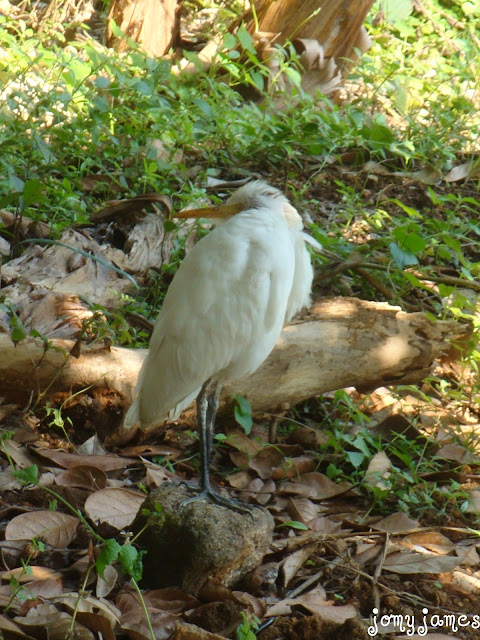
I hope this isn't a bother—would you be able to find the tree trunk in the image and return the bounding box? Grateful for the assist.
[106,0,179,57]
[252,0,374,70]
[0,298,468,442]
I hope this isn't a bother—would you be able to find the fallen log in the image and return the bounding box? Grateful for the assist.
[0,298,469,441]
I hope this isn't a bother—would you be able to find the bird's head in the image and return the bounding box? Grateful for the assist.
[175,180,303,229]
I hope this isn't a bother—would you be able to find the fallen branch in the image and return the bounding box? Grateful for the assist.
[0,298,469,441]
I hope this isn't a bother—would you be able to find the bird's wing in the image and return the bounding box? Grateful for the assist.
[129,212,295,427]
[285,233,315,321]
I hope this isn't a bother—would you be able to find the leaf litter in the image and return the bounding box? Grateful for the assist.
[2,397,480,640]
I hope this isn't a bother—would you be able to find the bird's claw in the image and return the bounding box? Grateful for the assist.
[180,488,255,515]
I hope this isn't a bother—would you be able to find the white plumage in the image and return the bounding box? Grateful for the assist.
[124,180,319,509]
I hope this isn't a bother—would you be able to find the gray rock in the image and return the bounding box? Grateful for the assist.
[132,483,274,595]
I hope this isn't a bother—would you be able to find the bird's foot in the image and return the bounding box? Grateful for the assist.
[180,488,255,515]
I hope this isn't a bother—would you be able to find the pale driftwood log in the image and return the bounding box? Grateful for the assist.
[0,298,468,442]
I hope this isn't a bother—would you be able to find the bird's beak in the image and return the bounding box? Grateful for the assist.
[175,203,243,219]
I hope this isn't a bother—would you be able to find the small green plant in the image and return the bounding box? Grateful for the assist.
[233,394,253,435]
[10,464,155,638]
[236,611,260,640]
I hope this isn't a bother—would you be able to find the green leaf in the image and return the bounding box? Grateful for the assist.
[223,32,237,50]
[0,192,21,208]
[377,0,414,23]
[249,70,264,92]
[391,199,422,219]
[9,312,27,344]
[403,272,423,287]
[13,465,39,485]
[284,67,302,87]
[389,242,418,268]
[277,521,309,530]
[236,26,256,54]
[345,451,364,468]
[402,232,426,254]
[96,539,121,578]
[233,394,253,435]
[163,219,177,232]
[22,179,44,206]
[352,436,371,456]
[118,544,146,581]
[94,76,111,89]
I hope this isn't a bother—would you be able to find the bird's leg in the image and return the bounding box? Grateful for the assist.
[197,379,211,493]
[204,381,221,474]
[181,378,254,514]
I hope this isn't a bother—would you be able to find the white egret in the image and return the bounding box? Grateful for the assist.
[124,180,320,511]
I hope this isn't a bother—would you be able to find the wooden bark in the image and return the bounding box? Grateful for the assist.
[106,0,179,57]
[0,298,468,441]
[252,0,374,64]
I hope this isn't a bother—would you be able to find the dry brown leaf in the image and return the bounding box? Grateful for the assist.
[354,542,382,565]
[383,551,461,574]
[279,472,352,499]
[34,447,137,471]
[295,600,357,623]
[2,566,61,583]
[75,611,116,640]
[271,455,317,480]
[5,511,79,548]
[81,174,123,193]
[1,439,37,468]
[445,161,480,182]
[464,490,480,513]
[455,544,480,567]
[226,470,253,489]
[249,446,285,479]
[225,431,264,456]
[85,488,145,530]
[91,192,172,222]
[0,466,24,491]
[239,562,279,595]
[174,620,228,639]
[364,451,392,489]
[145,464,173,487]
[121,444,182,459]
[371,512,419,534]
[412,166,443,184]
[281,543,316,588]
[266,587,356,622]
[0,614,35,639]
[232,591,266,618]
[120,607,178,640]
[148,139,183,165]
[0,585,14,610]
[436,443,478,464]
[287,497,319,525]
[14,605,95,640]
[77,434,108,455]
[22,578,63,599]
[52,593,121,626]
[52,594,120,640]
[96,564,119,599]
[237,477,275,505]
[143,589,199,613]
[287,424,329,448]
[401,532,454,555]
[308,516,342,533]
[55,465,107,491]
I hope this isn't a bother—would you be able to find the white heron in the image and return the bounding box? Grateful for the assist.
[124,180,320,511]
